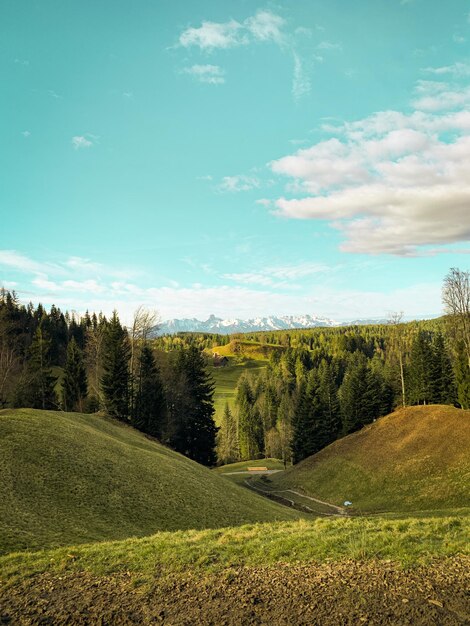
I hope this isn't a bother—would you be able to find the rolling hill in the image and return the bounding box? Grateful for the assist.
[269,405,470,513]
[0,409,300,554]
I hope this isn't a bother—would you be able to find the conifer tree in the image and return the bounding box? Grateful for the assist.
[62,337,87,412]
[318,360,341,443]
[22,323,57,409]
[236,373,262,460]
[339,353,382,434]
[133,344,165,438]
[169,346,217,466]
[217,402,239,464]
[431,333,456,404]
[101,311,130,420]
[453,340,470,409]
[407,331,434,405]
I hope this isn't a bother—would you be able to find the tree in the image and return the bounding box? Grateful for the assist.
[101,311,130,420]
[407,331,434,405]
[443,268,470,368]
[84,318,107,408]
[129,306,160,417]
[431,333,456,405]
[0,290,23,407]
[236,372,263,460]
[168,346,218,466]
[339,353,382,434]
[318,360,341,444]
[388,312,407,407]
[20,323,57,409]
[62,337,87,412]
[133,345,165,438]
[216,402,239,464]
[453,340,470,409]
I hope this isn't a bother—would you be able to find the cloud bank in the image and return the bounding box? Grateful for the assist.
[269,68,470,255]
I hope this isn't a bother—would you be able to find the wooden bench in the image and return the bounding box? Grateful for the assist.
[247,467,268,471]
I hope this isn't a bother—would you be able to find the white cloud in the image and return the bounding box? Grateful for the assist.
[256,198,272,207]
[21,130,31,138]
[14,279,444,322]
[182,64,225,84]
[292,52,311,101]
[2,251,444,321]
[223,263,331,289]
[179,19,245,50]
[317,41,342,51]
[72,136,93,149]
[453,34,466,44]
[245,10,286,44]
[218,174,260,192]
[0,250,59,274]
[178,10,285,51]
[423,62,470,77]
[267,69,470,255]
[176,10,319,102]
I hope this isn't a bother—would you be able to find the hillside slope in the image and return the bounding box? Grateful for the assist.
[0,409,300,554]
[270,405,470,513]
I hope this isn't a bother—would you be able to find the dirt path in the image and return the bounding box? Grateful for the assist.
[2,558,469,625]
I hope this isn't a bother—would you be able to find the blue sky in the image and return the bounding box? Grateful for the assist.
[1,0,470,322]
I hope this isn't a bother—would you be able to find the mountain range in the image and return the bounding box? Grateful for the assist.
[153,314,391,336]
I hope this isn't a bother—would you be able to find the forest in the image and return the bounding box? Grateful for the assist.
[1,268,469,467]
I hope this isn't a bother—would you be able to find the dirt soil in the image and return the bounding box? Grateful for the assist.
[1,557,469,625]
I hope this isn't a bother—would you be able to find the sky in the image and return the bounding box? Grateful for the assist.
[1,0,470,323]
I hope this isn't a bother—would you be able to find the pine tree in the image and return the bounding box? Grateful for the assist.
[431,333,456,404]
[407,331,434,405]
[22,323,57,409]
[101,311,130,420]
[453,340,470,409]
[339,353,382,434]
[62,337,87,412]
[291,371,327,464]
[318,360,341,444]
[217,402,239,464]
[133,345,165,438]
[236,372,263,460]
[169,347,217,466]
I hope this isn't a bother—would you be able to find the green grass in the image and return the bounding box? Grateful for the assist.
[2,515,468,588]
[271,405,470,514]
[214,458,285,473]
[209,357,266,423]
[0,409,301,555]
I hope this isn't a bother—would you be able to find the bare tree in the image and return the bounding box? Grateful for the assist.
[442,268,470,368]
[128,306,160,416]
[388,311,407,407]
[85,325,106,405]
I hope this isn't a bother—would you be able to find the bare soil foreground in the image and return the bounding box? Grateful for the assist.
[1,557,469,625]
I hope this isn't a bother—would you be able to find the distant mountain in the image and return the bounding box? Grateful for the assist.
[153,314,338,336]
[152,314,412,336]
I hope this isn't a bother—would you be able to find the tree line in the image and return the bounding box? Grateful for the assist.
[0,294,217,466]
[217,268,470,465]
[1,267,469,468]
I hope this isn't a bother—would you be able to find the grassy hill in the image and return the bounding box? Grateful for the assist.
[269,405,470,513]
[209,357,266,422]
[0,409,301,554]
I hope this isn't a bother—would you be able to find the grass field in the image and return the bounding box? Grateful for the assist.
[0,409,301,554]
[214,458,285,473]
[270,405,470,514]
[2,516,468,589]
[209,357,266,423]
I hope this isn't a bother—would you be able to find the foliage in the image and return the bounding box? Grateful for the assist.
[62,337,87,412]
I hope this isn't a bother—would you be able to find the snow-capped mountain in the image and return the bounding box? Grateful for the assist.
[153,314,337,336]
